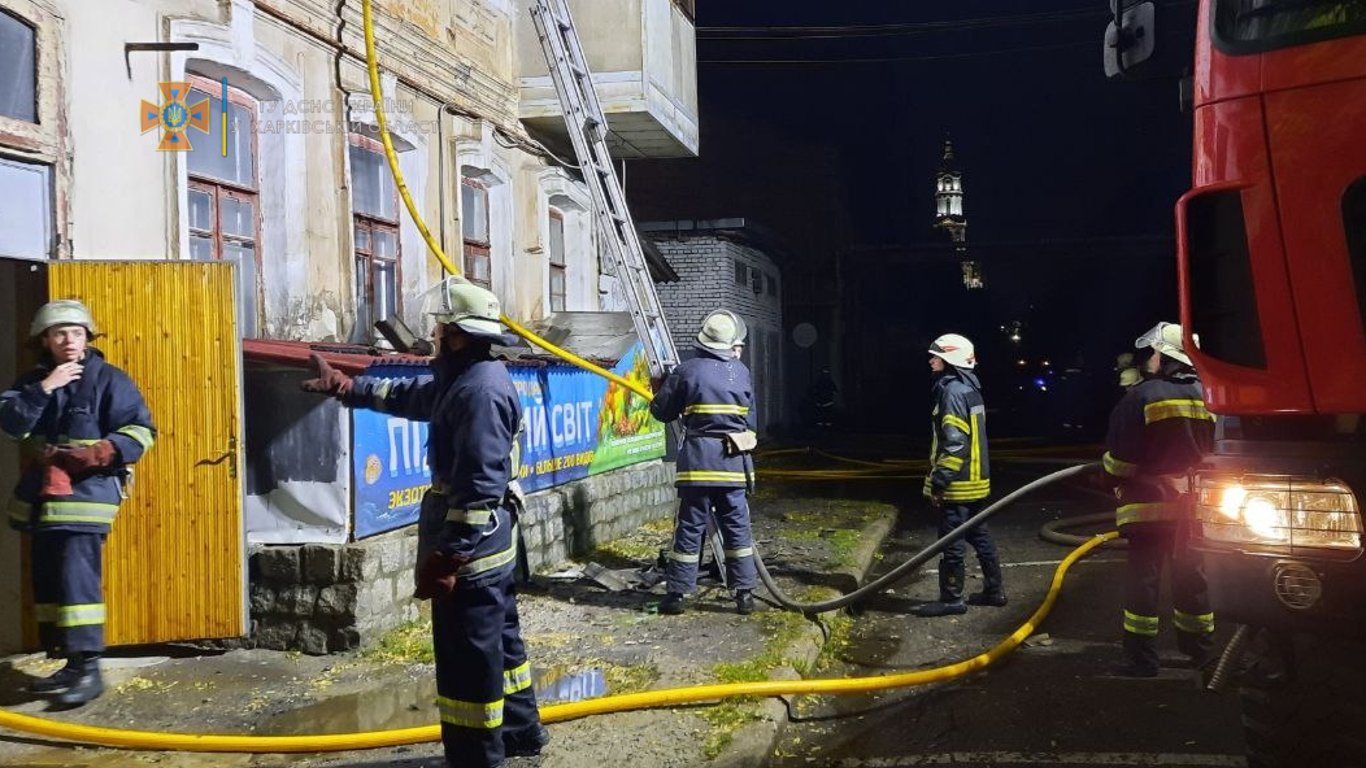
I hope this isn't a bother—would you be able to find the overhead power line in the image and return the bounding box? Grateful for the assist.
[697,7,1108,40]
[699,39,1095,65]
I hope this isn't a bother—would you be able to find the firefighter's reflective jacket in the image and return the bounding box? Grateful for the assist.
[923,368,991,503]
[346,350,522,589]
[1,350,156,534]
[650,348,755,489]
[1102,372,1215,529]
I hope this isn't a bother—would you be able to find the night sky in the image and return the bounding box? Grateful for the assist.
[628,1,1199,437]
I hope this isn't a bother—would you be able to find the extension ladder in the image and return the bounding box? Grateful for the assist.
[530,0,732,588]
[529,0,679,380]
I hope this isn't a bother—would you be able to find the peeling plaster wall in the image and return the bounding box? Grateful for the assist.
[11,0,600,343]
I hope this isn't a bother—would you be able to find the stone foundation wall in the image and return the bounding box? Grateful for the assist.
[249,460,677,653]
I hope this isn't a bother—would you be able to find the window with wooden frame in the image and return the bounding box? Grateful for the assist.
[349,134,401,335]
[461,177,492,289]
[0,9,37,123]
[548,208,567,313]
[186,75,260,336]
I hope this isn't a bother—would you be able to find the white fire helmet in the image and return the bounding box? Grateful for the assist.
[929,333,976,369]
[30,299,99,338]
[696,310,746,352]
[1135,321,1193,367]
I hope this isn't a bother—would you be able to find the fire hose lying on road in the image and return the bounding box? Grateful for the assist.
[0,461,1114,752]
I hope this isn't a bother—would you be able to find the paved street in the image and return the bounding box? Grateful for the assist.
[770,466,1247,767]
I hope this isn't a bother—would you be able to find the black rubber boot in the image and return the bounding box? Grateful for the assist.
[28,656,81,694]
[504,723,551,757]
[1114,633,1160,678]
[660,593,686,615]
[967,558,1008,607]
[735,590,755,616]
[1177,629,1216,669]
[913,561,968,617]
[54,656,103,707]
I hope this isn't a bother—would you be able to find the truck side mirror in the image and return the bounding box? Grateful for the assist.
[1104,1,1156,79]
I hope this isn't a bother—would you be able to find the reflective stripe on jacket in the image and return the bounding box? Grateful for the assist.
[1,349,155,534]
[1102,373,1214,529]
[650,348,754,489]
[346,350,523,589]
[923,368,991,503]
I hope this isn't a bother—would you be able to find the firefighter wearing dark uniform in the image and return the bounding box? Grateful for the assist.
[1103,321,1216,677]
[1,300,156,706]
[651,309,758,616]
[302,280,547,768]
[914,333,1002,618]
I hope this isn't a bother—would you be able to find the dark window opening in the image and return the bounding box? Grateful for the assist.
[549,208,566,313]
[1345,178,1366,347]
[1186,190,1267,369]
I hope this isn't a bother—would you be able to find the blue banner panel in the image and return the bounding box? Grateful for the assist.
[350,345,664,538]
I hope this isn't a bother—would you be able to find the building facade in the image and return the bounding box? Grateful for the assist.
[0,0,698,651]
[641,219,785,435]
[0,0,697,337]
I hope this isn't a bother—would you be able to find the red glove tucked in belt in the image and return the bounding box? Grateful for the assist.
[40,449,74,497]
[50,440,118,474]
[414,552,470,600]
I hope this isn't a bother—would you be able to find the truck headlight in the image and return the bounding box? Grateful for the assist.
[1195,474,1362,550]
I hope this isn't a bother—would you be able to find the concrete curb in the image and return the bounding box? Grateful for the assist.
[714,511,898,767]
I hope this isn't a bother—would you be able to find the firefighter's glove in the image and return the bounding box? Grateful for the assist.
[414,552,469,600]
[51,440,118,474]
[39,449,75,498]
[300,354,353,398]
[928,488,945,508]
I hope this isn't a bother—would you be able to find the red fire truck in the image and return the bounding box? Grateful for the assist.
[1110,0,1366,764]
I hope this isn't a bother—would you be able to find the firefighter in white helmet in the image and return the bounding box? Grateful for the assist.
[301,278,547,765]
[914,333,1003,617]
[1,300,156,706]
[650,309,759,616]
[1102,321,1216,676]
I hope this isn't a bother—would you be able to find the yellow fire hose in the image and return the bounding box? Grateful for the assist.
[0,531,1115,751]
[352,0,651,403]
[0,2,1119,752]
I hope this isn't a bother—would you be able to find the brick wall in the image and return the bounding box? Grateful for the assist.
[648,234,785,432]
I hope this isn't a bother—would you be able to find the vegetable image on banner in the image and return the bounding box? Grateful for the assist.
[516,342,665,493]
[589,344,665,475]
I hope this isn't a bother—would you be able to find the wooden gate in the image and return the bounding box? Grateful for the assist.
[47,260,244,644]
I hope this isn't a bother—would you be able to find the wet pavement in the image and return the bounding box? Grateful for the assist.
[0,452,1253,768]
[770,464,1248,768]
[0,458,901,768]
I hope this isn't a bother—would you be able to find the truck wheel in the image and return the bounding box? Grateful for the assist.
[1240,633,1366,768]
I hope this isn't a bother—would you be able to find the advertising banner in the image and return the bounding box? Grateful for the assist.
[351,343,664,539]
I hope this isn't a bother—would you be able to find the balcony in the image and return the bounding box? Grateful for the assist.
[516,0,699,159]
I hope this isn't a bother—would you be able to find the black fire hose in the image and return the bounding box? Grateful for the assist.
[752,463,1099,615]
